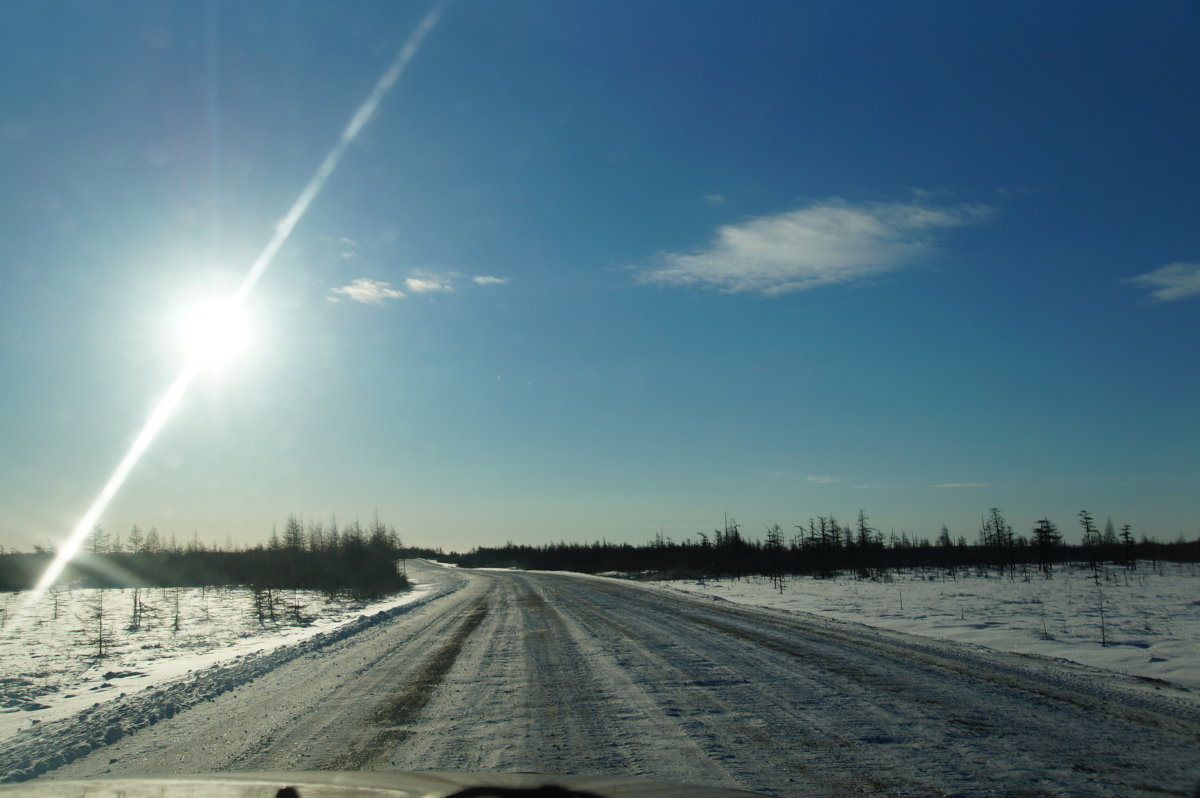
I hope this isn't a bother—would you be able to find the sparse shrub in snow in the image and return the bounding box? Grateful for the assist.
[2,586,395,715]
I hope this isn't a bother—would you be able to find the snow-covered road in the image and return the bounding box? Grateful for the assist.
[35,563,1200,795]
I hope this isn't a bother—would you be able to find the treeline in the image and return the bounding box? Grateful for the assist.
[449,509,1200,578]
[0,514,408,599]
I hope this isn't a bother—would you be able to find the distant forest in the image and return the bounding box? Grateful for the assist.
[440,509,1200,579]
[3,507,1197,593]
[0,514,407,598]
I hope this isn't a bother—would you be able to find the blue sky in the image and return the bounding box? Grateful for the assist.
[1,1,1197,552]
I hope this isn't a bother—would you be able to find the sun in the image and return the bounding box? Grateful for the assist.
[180,298,250,367]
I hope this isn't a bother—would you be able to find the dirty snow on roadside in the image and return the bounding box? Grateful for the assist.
[647,560,1200,691]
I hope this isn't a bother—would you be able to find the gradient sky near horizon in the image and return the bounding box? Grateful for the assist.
[1,1,1197,553]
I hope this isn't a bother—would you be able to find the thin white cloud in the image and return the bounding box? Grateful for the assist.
[993,185,1051,197]
[341,251,359,260]
[908,187,951,200]
[1128,262,1200,302]
[405,275,454,294]
[329,278,405,305]
[703,194,727,206]
[319,235,360,249]
[931,483,990,488]
[330,270,507,304]
[638,199,992,296]
[805,475,838,485]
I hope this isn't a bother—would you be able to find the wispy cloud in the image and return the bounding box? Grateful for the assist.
[405,274,454,294]
[330,270,507,305]
[703,194,727,206]
[931,482,990,489]
[993,185,1052,197]
[328,278,405,305]
[1128,262,1200,302]
[638,199,992,296]
[319,235,360,249]
[805,475,838,485]
[908,187,952,200]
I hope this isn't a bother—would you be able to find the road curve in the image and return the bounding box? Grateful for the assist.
[43,562,1200,796]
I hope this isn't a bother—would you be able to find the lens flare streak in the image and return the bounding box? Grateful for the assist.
[33,360,203,594]
[233,2,444,305]
[6,2,446,634]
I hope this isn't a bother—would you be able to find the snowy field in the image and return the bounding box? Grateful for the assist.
[0,574,458,745]
[647,560,1200,691]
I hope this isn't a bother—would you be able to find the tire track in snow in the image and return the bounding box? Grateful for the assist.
[513,575,735,784]
[219,577,495,773]
[324,599,490,769]
[545,574,1200,795]
[631,581,1200,743]
[543,578,922,795]
[381,572,648,776]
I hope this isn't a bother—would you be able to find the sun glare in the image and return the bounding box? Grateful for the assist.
[181,299,250,367]
[4,3,444,639]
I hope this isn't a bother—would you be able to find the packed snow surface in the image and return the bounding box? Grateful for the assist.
[2,561,1198,796]
[648,560,1200,690]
